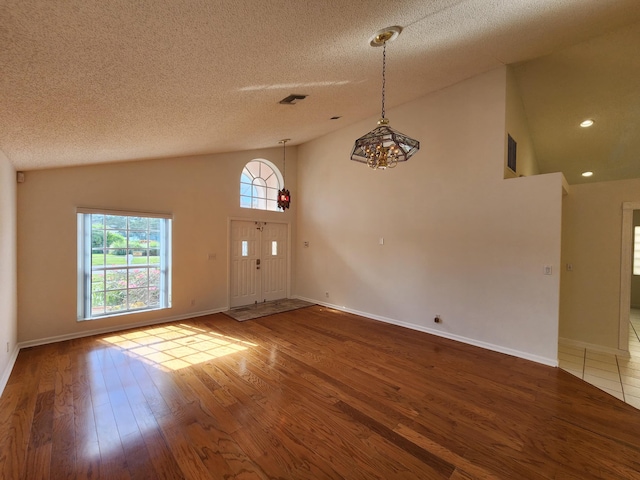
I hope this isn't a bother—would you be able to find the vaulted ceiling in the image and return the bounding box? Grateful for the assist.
[2,0,639,184]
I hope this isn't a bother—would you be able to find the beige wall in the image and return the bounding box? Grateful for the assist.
[296,67,563,365]
[17,148,297,344]
[0,151,18,389]
[560,178,640,350]
[505,66,539,178]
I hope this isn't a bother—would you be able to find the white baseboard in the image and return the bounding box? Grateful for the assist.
[0,346,21,396]
[17,307,228,350]
[5,298,563,399]
[294,296,558,367]
[559,337,630,357]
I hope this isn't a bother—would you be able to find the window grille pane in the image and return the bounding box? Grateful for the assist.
[129,268,149,288]
[241,241,248,257]
[252,184,266,199]
[106,270,127,290]
[106,215,126,229]
[106,290,127,312]
[91,292,105,315]
[266,174,278,188]
[128,288,148,309]
[272,241,277,256]
[149,288,160,307]
[246,162,261,177]
[149,267,161,285]
[128,217,148,230]
[91,272,104,291]
[92,214,105,226]
[266,199,277,211]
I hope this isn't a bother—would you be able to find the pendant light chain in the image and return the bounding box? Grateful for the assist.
[381,43,387,119]
[282,140,286,181]
[349,25,420,169]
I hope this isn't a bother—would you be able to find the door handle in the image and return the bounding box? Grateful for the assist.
[256,258,261,270]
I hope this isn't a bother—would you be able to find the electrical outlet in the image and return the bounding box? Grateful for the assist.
[325,292,329,298]
[190,299,196,306]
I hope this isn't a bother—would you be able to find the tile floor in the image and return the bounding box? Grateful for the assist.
[559,309,640,410]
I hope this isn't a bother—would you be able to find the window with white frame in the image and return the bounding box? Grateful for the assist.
[77,209,172,320]
[634,226,640,275]
[240,159,283,212]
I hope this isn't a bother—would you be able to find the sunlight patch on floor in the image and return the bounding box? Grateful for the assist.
[102,323,258,371]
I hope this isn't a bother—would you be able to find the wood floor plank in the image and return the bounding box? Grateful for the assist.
[72,346,101,479]
[128,401,185,480]
[92,398,129,479]
[2,306,640,478]
[21,443,51,480]
[50,412,76,478]
[0,409,32,480]
[156,422,215,480]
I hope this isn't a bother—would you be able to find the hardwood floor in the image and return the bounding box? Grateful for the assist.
[1,306,640,479]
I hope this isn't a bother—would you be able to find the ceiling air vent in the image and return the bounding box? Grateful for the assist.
[279,94,307,105]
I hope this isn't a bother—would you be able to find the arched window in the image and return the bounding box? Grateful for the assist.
[240,159,283,212]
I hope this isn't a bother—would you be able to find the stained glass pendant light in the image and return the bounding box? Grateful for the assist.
[277,139,291,210]
[350,26,420,170]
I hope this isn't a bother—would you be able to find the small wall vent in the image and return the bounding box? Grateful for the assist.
[279,94,307,105]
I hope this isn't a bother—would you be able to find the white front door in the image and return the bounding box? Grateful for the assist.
[230,220,288,308]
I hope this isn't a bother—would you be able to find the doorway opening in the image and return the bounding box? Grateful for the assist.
[619,202,640,351]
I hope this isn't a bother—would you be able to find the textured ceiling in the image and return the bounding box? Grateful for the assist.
[1,0,640,184]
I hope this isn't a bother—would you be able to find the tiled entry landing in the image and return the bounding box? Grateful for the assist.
[559,309,640,409]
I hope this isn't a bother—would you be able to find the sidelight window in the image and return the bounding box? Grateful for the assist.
[634,227,640,275]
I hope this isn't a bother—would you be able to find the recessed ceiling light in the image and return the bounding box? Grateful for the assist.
[580,119,594,128]
[582,171,594,177]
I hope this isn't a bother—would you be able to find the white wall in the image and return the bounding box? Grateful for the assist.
[295,67,563,365]
[560,178,640,350]
[0,150,18,392]
[17,148,297,344]
[505,66,539,178]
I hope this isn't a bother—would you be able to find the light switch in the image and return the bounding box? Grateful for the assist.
[544,265,552,275]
